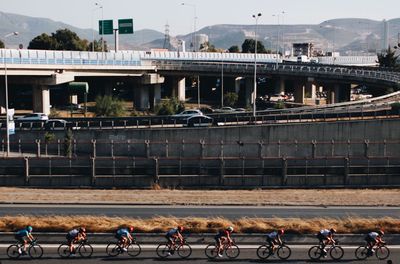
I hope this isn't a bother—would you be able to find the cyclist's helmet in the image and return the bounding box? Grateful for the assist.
[129,226,134,232]
[177,226,184,232]
[79,227,86,233]
[26,226,33,232]
[227,226,234,232]
[378,230,384,236]
[278,229,285,235]
[330,228,337,234]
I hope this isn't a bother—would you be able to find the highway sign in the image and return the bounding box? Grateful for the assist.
[99,20,114,35]
[118,19,134,34]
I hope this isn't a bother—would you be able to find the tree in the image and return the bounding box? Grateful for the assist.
[0,39,4,49]
[241,39,267,53]
[28,33,57,50]
[228,45,240,53]
[95,95,125,117]
[377,47,399,70]
[224,92,239,107]
[199,41,218,52]
[88,38,108,52]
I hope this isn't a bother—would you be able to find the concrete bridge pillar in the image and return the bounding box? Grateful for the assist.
[294,82,305,104]
[32,85,50,115]
[244,78,253,107]
[171,77,186,101]
[235,77,244,94]
[134,85,150,110]
[275,77,286,94]
[0,87,5,114]
[149,84,162,110]
[134,74,165,110]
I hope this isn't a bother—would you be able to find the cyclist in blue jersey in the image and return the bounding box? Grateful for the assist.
[66,227,87,255]
[266,229,284,249]
[115,226,134,251]
[15,226,35,254]
[165,226,184,254]
[365,230,385,254]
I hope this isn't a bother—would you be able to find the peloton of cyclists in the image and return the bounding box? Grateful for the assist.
[165,226,184,255]
[15,226,35,254]
[317,228,337,256]
[266,229,284,249]
[365,230,385,254]
[115,226,134,251]
[66,227,87,255]
[215,226,234,258]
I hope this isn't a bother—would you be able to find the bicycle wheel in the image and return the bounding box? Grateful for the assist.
[127,243,141,257]
[156,243,171,258]
[375,245,390,260]
[256,245,272,259]
[204,244,218,259]
[355,245,369,260]
[106,242,120,257]
[308,246,322,260]
[177,243,192,259]
[29,244,44,259]
[225,244,240,259]
[277,245,291,260]
[329,245,344,260]
[7,245,21,259]
[57,244,71,258]
[78,243,93,258]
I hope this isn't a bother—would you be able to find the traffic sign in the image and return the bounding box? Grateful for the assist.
[99,20,114,35]
[118,19,134,34]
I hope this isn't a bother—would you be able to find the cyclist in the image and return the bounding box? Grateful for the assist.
[215,226,234,258]
[365,230,385,254]
[115,226,134,251]
[66,227,87,255]
[15,226,35,254]
[266,229,284,250]
[165,226,184,255]
[317,228,336,256]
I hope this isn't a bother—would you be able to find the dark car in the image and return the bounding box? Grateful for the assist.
[185,115,213,127]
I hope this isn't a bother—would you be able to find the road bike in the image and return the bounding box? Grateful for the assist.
[308,240,344,260]
[156,239,192,259]
[58,239,93,258]
[256,242,291,260]
[205,240,240,259]
[355,242,390,260]
[7,239,43,259]
[106,238,141,257]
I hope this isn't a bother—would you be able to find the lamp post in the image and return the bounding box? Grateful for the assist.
[3,31,19,157]
[92,3,103,52]
[181,3,197,52]
[252,13,262,118]
[94,2,104,53]
[221,51,224,107]
[273,13,281,68]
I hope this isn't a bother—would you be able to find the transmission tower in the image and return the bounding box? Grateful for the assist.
[163,23,171,50]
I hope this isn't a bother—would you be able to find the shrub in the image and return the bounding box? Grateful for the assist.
[94,95,125,117]
[224,92,238,107]
[155,97,185,115]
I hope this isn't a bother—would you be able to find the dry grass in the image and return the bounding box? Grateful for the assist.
[0,188,399,206]
[1,216,399,234]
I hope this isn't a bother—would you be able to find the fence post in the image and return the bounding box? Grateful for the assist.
[220,140,224,158]
[153,158,159,184]
[110,140,114,157]
[278,140,281,158]
[165,140,169,158]
[258,140,264,158]
[91,140,96,158]
[24,157,29,185]
[364,140,369,158]
[383,140,387,157]
[181,139,185,158]
[200,139,205,158]
[331,139,335,157]
[219,158,225,186]
[347,140,351,158]
[91,157,96,186]
[35,139,41,157]
[344,157,350,185]
[145,140,150,158]
[18,139,22,155]
[57,139,61,156]
[281,157,287,185]
[312,140,317,158]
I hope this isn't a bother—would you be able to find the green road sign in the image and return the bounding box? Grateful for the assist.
[118,19,134,34]
[99,20,114,35]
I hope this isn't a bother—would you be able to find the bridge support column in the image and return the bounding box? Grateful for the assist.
[0,87,5,114]
[244,78,253,107]
[135,74,165,110]
[134,85,150,110]
[171,77,186,101]
[150,84,161,110]
[32,85,51,115]
[294,82,305,104]
[235,77,243,94]
[275,77,286,94]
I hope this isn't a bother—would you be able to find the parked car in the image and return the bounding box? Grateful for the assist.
[172,109,204,119]
[44,119,68,130]
[214,106,236,113]
[17,113,49,122]
[234,108,246,113]
[59,103,82,111]
[185,115,213,127]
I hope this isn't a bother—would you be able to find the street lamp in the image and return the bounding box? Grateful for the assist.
[91,3,103,52]
[3,31,19,157]
[252,13,262,118]
[94,2,104,53]
[181,3,197,52]
[221,51,224,107]
[272,13,281,68]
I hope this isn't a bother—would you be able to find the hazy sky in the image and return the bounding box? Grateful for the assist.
[1,0,399,35]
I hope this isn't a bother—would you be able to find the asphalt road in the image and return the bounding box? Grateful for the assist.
[0,204,399,219]
[0,245,398,264]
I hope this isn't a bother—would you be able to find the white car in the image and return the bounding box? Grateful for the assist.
[172,109,203,118]
[215,107,236,113]
[17,113,49,121]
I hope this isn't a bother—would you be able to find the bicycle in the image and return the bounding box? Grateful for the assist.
[106,238,141,257]
[355,242,390,260]
[205,240,240,259]
[308,240,344,260]
[256,242,291,260]
[7,239,43,259]
[58,239,93,258]
[156,239,192,259]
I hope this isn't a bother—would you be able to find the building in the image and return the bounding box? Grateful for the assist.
[292,43,314,57]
